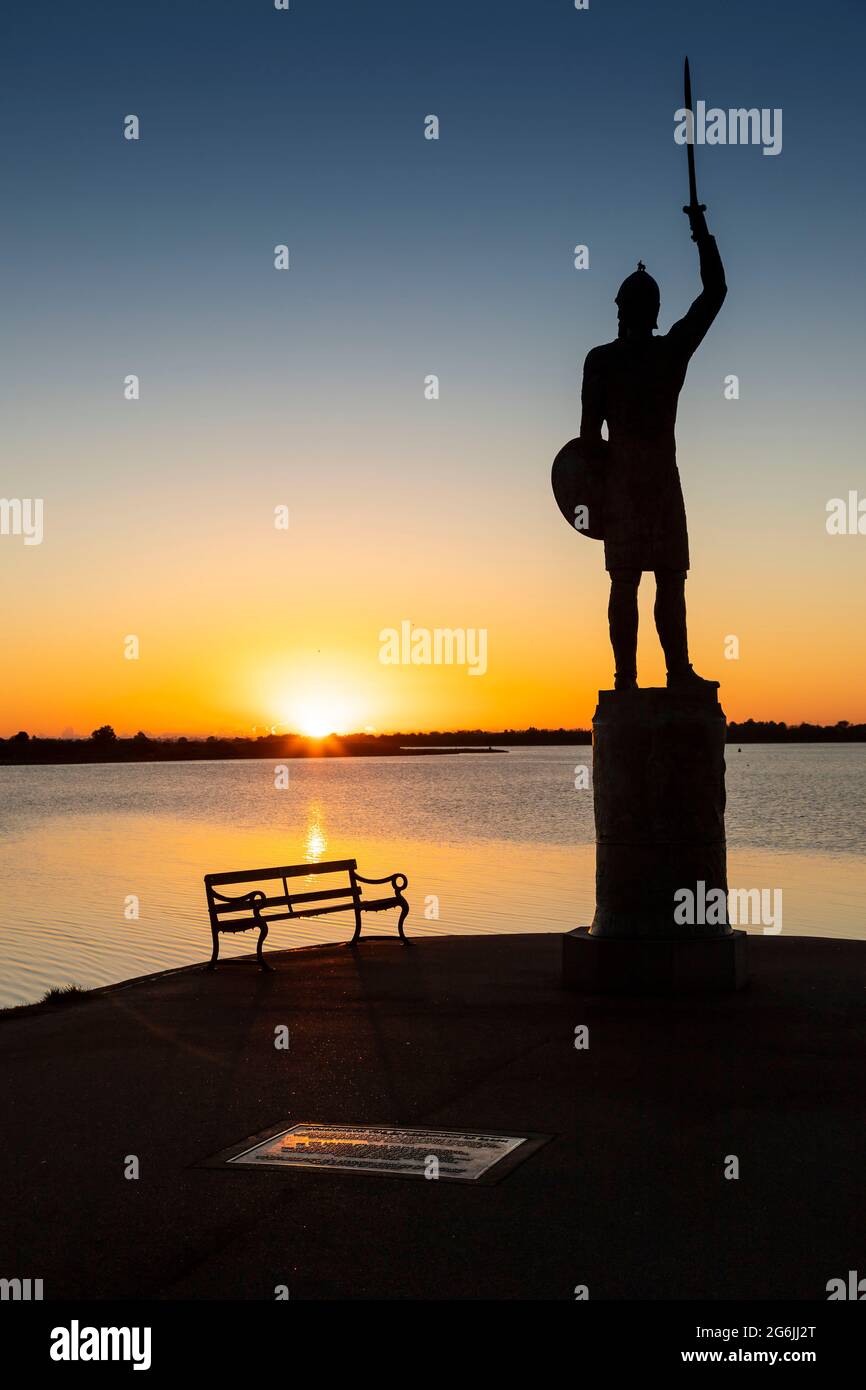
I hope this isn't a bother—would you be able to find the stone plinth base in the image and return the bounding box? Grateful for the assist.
[592,686,729,938]
[562,926,748,994]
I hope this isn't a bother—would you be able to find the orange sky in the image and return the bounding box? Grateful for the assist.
[3,429,865,737]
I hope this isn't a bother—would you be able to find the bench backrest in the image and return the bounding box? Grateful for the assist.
[205,858,360,931]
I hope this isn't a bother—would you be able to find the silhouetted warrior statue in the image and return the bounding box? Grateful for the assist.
[579,204,726,691]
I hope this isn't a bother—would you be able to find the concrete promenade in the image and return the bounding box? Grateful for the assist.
[1,933,863,1300]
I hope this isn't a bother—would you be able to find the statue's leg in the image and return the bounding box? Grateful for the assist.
[655,570,719,690]
[608,569,641,689]
[654,569,689,674]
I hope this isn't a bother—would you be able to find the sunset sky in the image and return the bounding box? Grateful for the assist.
[2,0,865,737]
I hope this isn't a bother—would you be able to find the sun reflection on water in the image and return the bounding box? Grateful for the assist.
[304,809,327,863]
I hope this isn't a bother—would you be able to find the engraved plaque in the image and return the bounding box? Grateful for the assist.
[205,1122,549,1183]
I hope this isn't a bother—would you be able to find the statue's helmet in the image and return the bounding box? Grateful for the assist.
[615,261,660,330]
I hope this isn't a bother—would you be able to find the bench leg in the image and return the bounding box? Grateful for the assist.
[206,929,220,971]
[256,919,273,971]
[351,907,363,944]
[396,896,409,943]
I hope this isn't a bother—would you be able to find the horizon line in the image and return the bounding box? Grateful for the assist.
[3,717,864,744]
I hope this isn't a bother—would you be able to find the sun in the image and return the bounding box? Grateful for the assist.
[293,694,351,740]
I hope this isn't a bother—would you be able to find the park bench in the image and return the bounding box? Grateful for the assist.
[203,858,409,970]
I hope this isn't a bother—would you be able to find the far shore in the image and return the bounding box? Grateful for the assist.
[2,721,865,764]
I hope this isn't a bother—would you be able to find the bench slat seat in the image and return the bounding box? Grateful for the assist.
[203,857,409,970]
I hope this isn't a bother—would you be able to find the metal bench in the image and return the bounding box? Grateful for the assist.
[203,857,409,970]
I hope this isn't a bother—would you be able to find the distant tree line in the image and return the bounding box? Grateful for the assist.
[726,719,864,743]
[1,720,864,763]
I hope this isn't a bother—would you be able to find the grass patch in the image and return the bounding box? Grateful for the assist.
[40,984,86,1006]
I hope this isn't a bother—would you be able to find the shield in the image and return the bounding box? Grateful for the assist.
[551,437,608,540]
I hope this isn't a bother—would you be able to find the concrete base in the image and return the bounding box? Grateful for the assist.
[562,926,748,994]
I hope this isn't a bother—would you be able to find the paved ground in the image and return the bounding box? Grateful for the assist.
[1,933,864,1300]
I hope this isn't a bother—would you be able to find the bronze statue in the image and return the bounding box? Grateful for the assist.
[580,207,726,692]
[553,59,727,692]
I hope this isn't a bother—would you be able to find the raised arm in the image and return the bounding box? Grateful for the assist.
[667,207,727,358]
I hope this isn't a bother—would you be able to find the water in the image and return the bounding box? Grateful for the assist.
[0,746,864,1008]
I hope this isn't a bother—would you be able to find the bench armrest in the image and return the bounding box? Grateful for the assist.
[355,872,408,893]
[211,888,266,912]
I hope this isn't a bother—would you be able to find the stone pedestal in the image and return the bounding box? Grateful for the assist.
[563,686,747,993]
[593,686,728,938]
[562,926,748,994]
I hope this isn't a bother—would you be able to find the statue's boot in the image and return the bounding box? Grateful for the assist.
[614,670,638,692]
[666,662,720,692]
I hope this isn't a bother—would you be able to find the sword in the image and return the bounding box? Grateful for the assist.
[682,56,706,227]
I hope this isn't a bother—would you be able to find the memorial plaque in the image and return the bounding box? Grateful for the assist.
[204,1122,550,1183]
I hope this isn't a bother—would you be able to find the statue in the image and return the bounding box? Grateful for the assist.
[557,59,747,990]
[553,61,727,693]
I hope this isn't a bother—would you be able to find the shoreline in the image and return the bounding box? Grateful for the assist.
[3,735,866,766]
[0,940,340,1021]
[0,747,514,767]
[4,919,864,1017]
